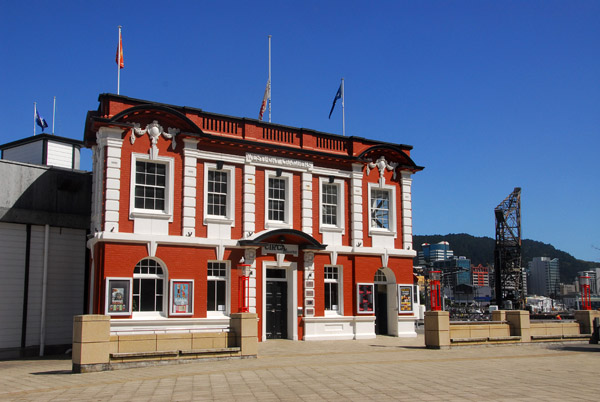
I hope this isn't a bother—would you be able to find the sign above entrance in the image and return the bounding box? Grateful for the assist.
[262,243,299,257]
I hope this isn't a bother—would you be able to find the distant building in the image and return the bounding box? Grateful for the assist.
[0,133,82,170]
[433,256,471,288]
[418,241,453,266]
[528,257,560,297]
[472,264,491,287]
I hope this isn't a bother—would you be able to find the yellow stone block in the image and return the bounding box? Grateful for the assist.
[72,341,110,365]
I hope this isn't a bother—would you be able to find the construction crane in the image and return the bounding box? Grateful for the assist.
[494,187,524,309]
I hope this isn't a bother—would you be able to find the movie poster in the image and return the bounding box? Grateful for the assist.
[105,278,131,315]
[357,283,374,314]
[170,280,194,315]
[398,285,414,313]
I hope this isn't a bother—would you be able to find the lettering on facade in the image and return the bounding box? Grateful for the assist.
[246,153,313,170]
[261,243,299,257]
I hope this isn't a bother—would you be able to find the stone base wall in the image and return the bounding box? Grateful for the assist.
[425,310,596,349]
[73,313,258,373]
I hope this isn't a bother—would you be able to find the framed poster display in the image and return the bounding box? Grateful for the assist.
[398,285,414,313]
[357,283,374,314]
[170,280,194,316]
[105,277,132,316]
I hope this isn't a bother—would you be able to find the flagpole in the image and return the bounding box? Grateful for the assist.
[33,102,37,136]
[268,35,272,123]
[341,78,345,136]
[117,26,121,95]
[52,96,56,134]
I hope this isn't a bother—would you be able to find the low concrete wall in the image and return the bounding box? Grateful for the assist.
[425,310,595,349]
[73,313,258,373]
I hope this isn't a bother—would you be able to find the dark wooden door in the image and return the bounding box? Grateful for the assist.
[266,281,287,339]
[375,284,388,335]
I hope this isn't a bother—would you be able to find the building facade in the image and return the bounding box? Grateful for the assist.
[0,135,90,358]
[528,257,560,297]
[471,264,491,287]
[84,94,423,341]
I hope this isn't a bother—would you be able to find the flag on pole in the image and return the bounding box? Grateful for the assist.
[116,29,124,69]
[328,84,342,119]
[36,109,48,131]
[259,79,270,121]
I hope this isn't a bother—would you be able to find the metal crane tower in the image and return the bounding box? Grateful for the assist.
[494,187,524,309]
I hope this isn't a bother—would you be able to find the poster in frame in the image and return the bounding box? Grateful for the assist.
[357,283,375,314]
[105,277,132,316]
[170,280,194,316]
[398,285,414,313]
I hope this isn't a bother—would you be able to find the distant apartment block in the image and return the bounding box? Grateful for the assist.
[471,264,490,287]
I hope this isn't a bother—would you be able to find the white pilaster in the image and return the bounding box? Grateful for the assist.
[243,165,256,237]
[351,163,364,247]
[302,172,313,235]
[97,127,124,233]
[182,139,199,237]
[400,171,413,251]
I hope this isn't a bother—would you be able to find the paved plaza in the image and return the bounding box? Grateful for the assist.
[0,334,598,401]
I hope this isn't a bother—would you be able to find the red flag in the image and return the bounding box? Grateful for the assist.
[258,80,270,120]
[116,30,124,69]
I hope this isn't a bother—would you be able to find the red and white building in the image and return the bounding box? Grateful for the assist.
[84,94,423,341]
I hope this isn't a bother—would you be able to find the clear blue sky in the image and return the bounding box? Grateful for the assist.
[1,1,598,263]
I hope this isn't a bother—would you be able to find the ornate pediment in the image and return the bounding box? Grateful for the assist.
[366,156,399,186]
[131,120,179,159]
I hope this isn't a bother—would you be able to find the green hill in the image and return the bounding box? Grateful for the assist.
[413,233,598,283]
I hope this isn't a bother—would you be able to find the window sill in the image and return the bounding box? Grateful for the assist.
[204,216,234,226]
[265,221,293,230]
[207,312,229,318]
[369,228,397,237]
[320,225,345,234]
[131,312,167,319]
[130,210,172,220]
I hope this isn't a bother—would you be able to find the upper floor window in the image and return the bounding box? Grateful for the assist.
[129,153,174,220]
[268,177,286,221]
[133,258,166,315]
[265,170,293,229]
[203,163,235,225]
[319,177,345,233]
[370,189,390,229]
[368,183,397,235]
[135,161,166,210]
[208,170,228,216]
[322,184,338,225]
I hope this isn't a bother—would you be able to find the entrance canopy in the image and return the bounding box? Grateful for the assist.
[238,229,327,251]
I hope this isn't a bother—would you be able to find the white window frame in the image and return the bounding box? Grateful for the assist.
[129,153,175,221]
[264,169,293,229]
[132,258,167,318]
[206,260,230,317]
[324,265,343,316]
[203,162,235,225]
[368,182,397,236]
[319,177,345,234]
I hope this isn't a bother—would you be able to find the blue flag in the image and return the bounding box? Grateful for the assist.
[328,84,342,119]
[36,109,48,131]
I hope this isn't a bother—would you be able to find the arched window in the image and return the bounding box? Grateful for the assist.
[133,259,165,313]
[374,268,387,284]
